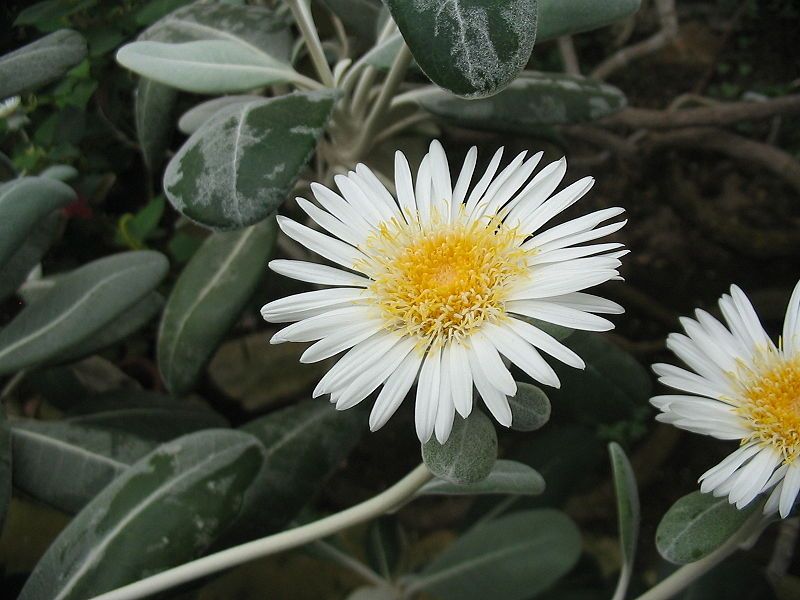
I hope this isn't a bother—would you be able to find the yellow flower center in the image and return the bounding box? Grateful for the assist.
[738,353,800,463]
[362,215,529,347]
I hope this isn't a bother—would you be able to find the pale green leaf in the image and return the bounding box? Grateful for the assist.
[0,211,61,302]
[537,0,642,42]
[508,382,551,432]
[609,442,640,597]
[178,95,262,135]
[418,460,545,497]
[422,411,497,484]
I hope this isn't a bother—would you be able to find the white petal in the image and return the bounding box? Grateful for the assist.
[434,361,456,443]
[467,346,512,426]
[783,279,800,356]
[315,332,401,396]
[271,306,374,343]
[652,363,730,400]
[547,292,624,314]
[310,182,372,236]
[277,216,364,269]
[269,259,370,288]
[415,154,433,224]
[415,346,441,442]
[465,147,504,214]
[470,150,527,219]
[530,242,625,265]
[504,157,566,224]
[481,321,560,388]
[261,287,367,323]
[451,146,478,215]
[296,197,363,247]
[354,163,403,221]
[699,442,761,493]
[481,151,543,218]
[470,331,517,396]
[300,319,385,363]
[780,462,800,517]
[517,177,594,236]
[335,174,385,226]
[510,269,619,300]
[507,300,614,332]
[370,349,424,431]
[429,140,452,219]
[530,207,626,248]
[729,447,781,507]
[336,336,415,410]
[506,317,585,369]
[447,341,473,417]
[394,151,417,221]
[729,285,774,351]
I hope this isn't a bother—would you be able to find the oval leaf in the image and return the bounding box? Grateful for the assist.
[411,509,581,600]
[384,0,538,98]
[418,460,545,497]
[18,429,265,600]
[235,398,367,537]
[158,218,277,394]
[0,29,87,98]
[537,0,642,42]
[656,491,759,565]
[0,176,75,268]
[0,211,62,302]
[117,40,298,94]
[419,71,627,133]
[163,91,335,230]
[135,78,177,172]
[509,382,551,432]
[422,411,497,484]
[609,442,640,598]
[178,95,263,135]
[0,251,169,375]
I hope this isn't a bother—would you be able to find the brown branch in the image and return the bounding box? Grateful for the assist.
[600,95,800,130]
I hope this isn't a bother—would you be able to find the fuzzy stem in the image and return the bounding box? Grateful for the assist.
[287,0,335,88]
[87,464,432,600]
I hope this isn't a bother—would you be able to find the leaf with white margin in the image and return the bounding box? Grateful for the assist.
[383,0,539,98]
[163,91,335,230]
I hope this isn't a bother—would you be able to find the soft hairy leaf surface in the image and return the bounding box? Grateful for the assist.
[0,29,87,98]
[609,442,640,592]
[412,509,581,600]
[422,411,497,484]
[383,0,538,98]
[536,0,642,41]
[235,398,367,536]
[0,251,168,375]
[419,71,627,132]
[163,91,335,229]
[178,95,263,135]
[508,382,551,432]
[135,78,177,172]
[656,491,758,565]
[418,460,545,497]
[19,430,265,600]
[0,176,75,269]
[158,218,277,394]
[0,211,62,302]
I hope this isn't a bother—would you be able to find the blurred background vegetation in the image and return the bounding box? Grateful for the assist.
[0,0,799,598]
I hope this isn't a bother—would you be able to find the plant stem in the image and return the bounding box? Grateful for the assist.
[87,464,432,600]
[287,0,335,88]
[631,511,766,600]
[349,43,412,160]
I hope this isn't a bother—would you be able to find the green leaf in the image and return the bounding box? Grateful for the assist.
[115,196,165,249]
[0,251,169,376]
[0,176,75,269]
[418,71,627,133]
[383,0,538,98]
[39,164,79,181]
[320,0,382,45]
[157,218,277,394]
[537,0,642,42]
[163,91,335,230]
[418,460,545,497]
[411,509,581,600]
[656,491,759,565]
[55,292,165,363]
[19,429,265,600]
[0,211,62,302]
[0,29,87,98]
[135,78,177,172]
[11,391,227,514]
[509,382,551,432]
[117,40,300,94]
[0,411,10,532]
[178,95,263,135]
[236,398,367,536]
[549,331,651,426]
[609,442,640,597]
[422,411,497,484]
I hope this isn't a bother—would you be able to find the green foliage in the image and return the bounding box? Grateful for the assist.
[656,491,760,565]
[418,460,546,497]
[0,411,10,532]
[508,382,551,432]
[157,218,277,394]
[608,442,640,597]
[383,0,539,98]
[536,0,642,41]
[18,429,266,600]
[422,411,498,484]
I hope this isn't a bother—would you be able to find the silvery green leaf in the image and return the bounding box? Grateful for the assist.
[320,0,382,45]
[383,0,538,98]
[0,29,87,98]
[656,491,759,565]
[419,71,627,132]
[409,509,581,600]
[609,442,640,599]
[163,91,335,230]
[537,0,642,42]
[135,78,177,172]
[18,430,266,600]
[418,460,545,497]
[178,95,263,135]
[0,176,75,269]
[116,40,300,95]
[509,382,551,432]
[39,165,79,182]
[0,211,61,302]
[157,219,277,394]
[0,251,168,375]
[422,411,497,484]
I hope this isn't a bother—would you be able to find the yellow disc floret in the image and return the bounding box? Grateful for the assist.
[738,353,800,463]
[362,214,530,347]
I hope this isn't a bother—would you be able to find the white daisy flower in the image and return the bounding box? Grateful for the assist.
[651,280,800,517]
[262,141,626,443]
